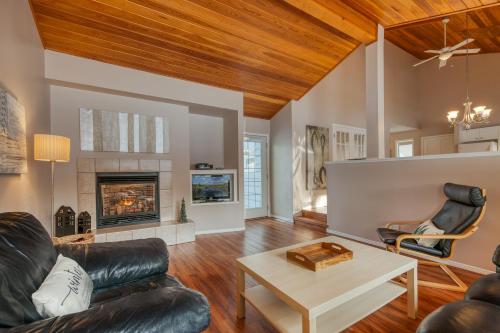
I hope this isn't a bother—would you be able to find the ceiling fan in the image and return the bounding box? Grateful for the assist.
[413,18,480,68]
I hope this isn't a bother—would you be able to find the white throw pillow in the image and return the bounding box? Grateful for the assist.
[32,254,93,318]
[413,220,445,248]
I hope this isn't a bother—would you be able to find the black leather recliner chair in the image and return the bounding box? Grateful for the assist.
[417,245,500,333]
[0,212,210,332]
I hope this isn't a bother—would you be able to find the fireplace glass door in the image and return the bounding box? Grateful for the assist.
[96,173,160,228]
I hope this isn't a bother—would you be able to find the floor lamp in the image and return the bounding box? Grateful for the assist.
[34,134,71,237]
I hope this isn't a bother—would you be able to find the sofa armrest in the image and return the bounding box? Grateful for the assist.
[493,245,500,273]
[4,287,210,333]
[56,238,168,289]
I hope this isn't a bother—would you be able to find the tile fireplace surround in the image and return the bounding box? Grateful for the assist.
[77,158,173,230]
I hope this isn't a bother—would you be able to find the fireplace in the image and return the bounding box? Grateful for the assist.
[96,172,160,228]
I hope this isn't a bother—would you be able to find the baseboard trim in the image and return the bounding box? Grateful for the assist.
[270,215,293,223]
[327,228,495,275]
[196,227,245,235]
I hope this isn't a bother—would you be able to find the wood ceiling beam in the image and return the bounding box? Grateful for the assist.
[281,0,376,44]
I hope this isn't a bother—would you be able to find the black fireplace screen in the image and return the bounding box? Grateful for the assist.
[96,172,160,228]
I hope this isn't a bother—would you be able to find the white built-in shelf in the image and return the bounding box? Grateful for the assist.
[244,282,406,333]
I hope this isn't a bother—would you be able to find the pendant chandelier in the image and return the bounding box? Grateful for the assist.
[447,14,491,130]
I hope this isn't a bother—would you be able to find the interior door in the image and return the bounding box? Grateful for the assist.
[244,135,268,219]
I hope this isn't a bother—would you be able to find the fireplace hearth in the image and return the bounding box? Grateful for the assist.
[96,172,160,228]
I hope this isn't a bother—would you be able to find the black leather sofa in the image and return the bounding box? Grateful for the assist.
[0,212,210,333]
[417,245,500,333]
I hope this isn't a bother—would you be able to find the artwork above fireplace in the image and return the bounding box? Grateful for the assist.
[96,172,160,228]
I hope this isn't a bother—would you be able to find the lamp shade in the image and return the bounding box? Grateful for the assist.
[34,134,71,162]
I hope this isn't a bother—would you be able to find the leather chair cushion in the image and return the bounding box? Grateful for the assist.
[443,183,485,207]
[465,273,500,307]
[376,228,444,257]
[400,239,444,257]
[493,245,500,273]
[376,228,407,245]
[431,201,482,257]
[91,274,181,306]
[416,300,500,333]
[0,212,57,327]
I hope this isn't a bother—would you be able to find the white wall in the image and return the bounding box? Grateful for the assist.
[46,51,245,233]
[418,53,500,130]
[45,51,243,111]
[270,102,294,220]
[327,155,500,273]
[189,113,224,168]
[244,117,270,135]
[0,0,52,230]
[50,85,190,222]
[292,46,367,212]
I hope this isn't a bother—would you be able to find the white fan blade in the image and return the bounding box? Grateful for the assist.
[452,48,481,54]
[425,50,442,54]
[449,38,475,51]
[413,55,439,67]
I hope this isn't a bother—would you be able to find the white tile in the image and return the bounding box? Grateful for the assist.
[119,159,139,171]
[78,193,96,220]
[95,159,120,172]
[155,225,177,245]
[177,222,195,243]
[94,234,107,243]
[132,228,156,240]
[139,159,160,171]
[160,172,172,190]
[77,158,95,172]
[78,173,95,194]
[160,206,174,221]
[106,230,133,242]
[160,160,172,172]
[160,190,173,208]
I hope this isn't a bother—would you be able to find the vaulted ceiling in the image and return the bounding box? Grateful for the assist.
[29,0,500,119]
[385,5,500,59]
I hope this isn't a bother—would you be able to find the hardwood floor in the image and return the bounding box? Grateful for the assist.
[167,218,481,332]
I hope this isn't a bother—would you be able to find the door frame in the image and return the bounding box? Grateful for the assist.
[244,132,270,218]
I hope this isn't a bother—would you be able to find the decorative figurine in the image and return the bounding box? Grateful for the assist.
[55,206,76,237]
[77,211,92,234]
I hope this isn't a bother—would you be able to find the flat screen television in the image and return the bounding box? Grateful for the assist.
[192,174,233,203]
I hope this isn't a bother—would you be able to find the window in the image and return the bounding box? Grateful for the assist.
[396,139,414,158]
[332,124,367,161]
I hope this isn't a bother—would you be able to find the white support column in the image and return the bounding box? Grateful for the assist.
[366,24,385,159]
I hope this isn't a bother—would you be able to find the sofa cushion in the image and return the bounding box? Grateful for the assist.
[91,274,181,306]
[0,212,57,327]
[417,300,500,333]
[465,273,500,307]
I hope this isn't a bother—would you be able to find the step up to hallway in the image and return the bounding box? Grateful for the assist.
[293,208,327,232]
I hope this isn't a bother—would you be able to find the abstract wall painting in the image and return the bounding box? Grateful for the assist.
[0,89,27,174]
[306,125,329,190]
[80,108,170,154]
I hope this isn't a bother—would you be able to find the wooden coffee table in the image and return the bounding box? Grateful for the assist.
[236,236,417,333]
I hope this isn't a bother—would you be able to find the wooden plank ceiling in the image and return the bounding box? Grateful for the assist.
[385,5,500,59]
[30,0,499,119]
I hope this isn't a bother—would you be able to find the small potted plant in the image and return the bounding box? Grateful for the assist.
[179,198,188,223]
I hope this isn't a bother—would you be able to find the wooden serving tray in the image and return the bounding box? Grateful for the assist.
[286,242,353,271]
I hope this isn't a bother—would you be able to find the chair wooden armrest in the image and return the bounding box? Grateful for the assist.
[385,221,423,229]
